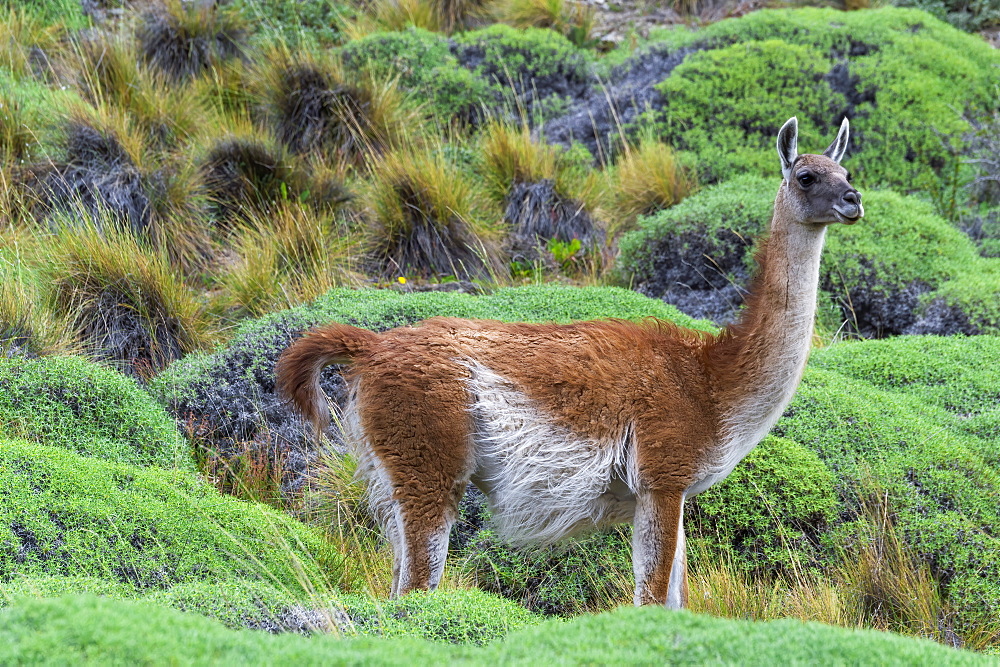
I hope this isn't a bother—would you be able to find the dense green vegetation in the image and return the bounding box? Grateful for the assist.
[0,595,989,665]
[1,0,999,661]
[640,7,1000,206]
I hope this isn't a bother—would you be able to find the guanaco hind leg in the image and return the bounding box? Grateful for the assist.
[632,490,687,608]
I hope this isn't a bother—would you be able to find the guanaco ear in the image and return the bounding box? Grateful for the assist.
[823,117,850,164]
[777,117,798,182]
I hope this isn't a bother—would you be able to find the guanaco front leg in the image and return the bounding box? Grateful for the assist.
[632,490,687,608]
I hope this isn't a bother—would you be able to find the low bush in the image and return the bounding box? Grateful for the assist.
[635,7,1000,207]
[0,355,190,468]
[341,28,490,123]
[453,24,591,122]
[773,366,1000,636]
[617,175,772,323]
[341,589,541,644]
[687,436,838,575]
[0,439,342,593]
[232,0,350,49]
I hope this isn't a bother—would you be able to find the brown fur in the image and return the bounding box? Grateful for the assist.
[276,118,862,606]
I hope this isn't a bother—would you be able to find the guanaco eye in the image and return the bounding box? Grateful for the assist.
[845,171,853,182]
[797,173,814,187]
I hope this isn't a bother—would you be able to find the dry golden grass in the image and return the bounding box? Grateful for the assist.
[41,219,214,372]
[363,143,505,281]
[222,204,361,318]
[492,0,595,45]
[479,120,603,211]
[608,137,698,235]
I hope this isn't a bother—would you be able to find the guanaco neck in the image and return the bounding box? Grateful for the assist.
[704,185,828,463]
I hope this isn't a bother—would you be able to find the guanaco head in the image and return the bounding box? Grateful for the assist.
[776,117,864,226]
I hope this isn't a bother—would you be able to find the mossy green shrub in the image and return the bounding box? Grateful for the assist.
[143,580,320,634]
[809,335,1000,418]
[2,576,134,604]
[453,25,591,122]
[892,0,1000,32]
[0,355,191,469]
[1,0,88,29]
[341,589,541,644]
[773,367,1000,634]
[460,527,632,616]
[687,436,838,575]
[638,7,1000,202]
[654,40,843,182]
[232,0,351,48]
[618,176,1000,335]
[341,28,489,122]
[0,595,988,665]
[0,439,342,593]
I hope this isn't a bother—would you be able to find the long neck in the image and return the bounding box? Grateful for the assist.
[708,186,827,442]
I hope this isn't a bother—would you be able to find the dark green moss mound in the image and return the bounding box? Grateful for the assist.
[454,25,591,121]
[773,366,1000,634]
[618,177,1000,335]
[0,439,341,593]
[341,589,540,644]
[638,7,1000,201]
[0,355,190,469]
[233,0,351,48]
[341,28,489,122]
[688,436,837,574]
[0,595,987,665]
[461,527,632,616]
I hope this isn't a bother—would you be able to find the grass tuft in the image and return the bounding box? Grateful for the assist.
[137,0,247,81]
[43,221,211,377]
[363,146,505,281]
[222,204,360,318]
[608,135,698,235]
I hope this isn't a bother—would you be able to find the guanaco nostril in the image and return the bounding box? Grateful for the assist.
[843,191,860,205]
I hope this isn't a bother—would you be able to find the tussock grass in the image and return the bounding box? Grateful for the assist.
[479,120,601,209]
[363,145,505,281]
[255,48,420,168]
[137,0,247,81]
[201,131,296,227]
[67,34,208,149]
[0,245,77,356]
[491,0,595,46]
[42,221,212,377]
[222,204,360,318]
[16,109,212,272]
[0,7,63,78]
[305,452,395,597]
[608,136,698,235]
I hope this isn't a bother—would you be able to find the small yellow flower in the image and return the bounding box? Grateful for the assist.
[397,276,407,285]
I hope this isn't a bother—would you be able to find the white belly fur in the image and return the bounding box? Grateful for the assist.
[464,361,636,545]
